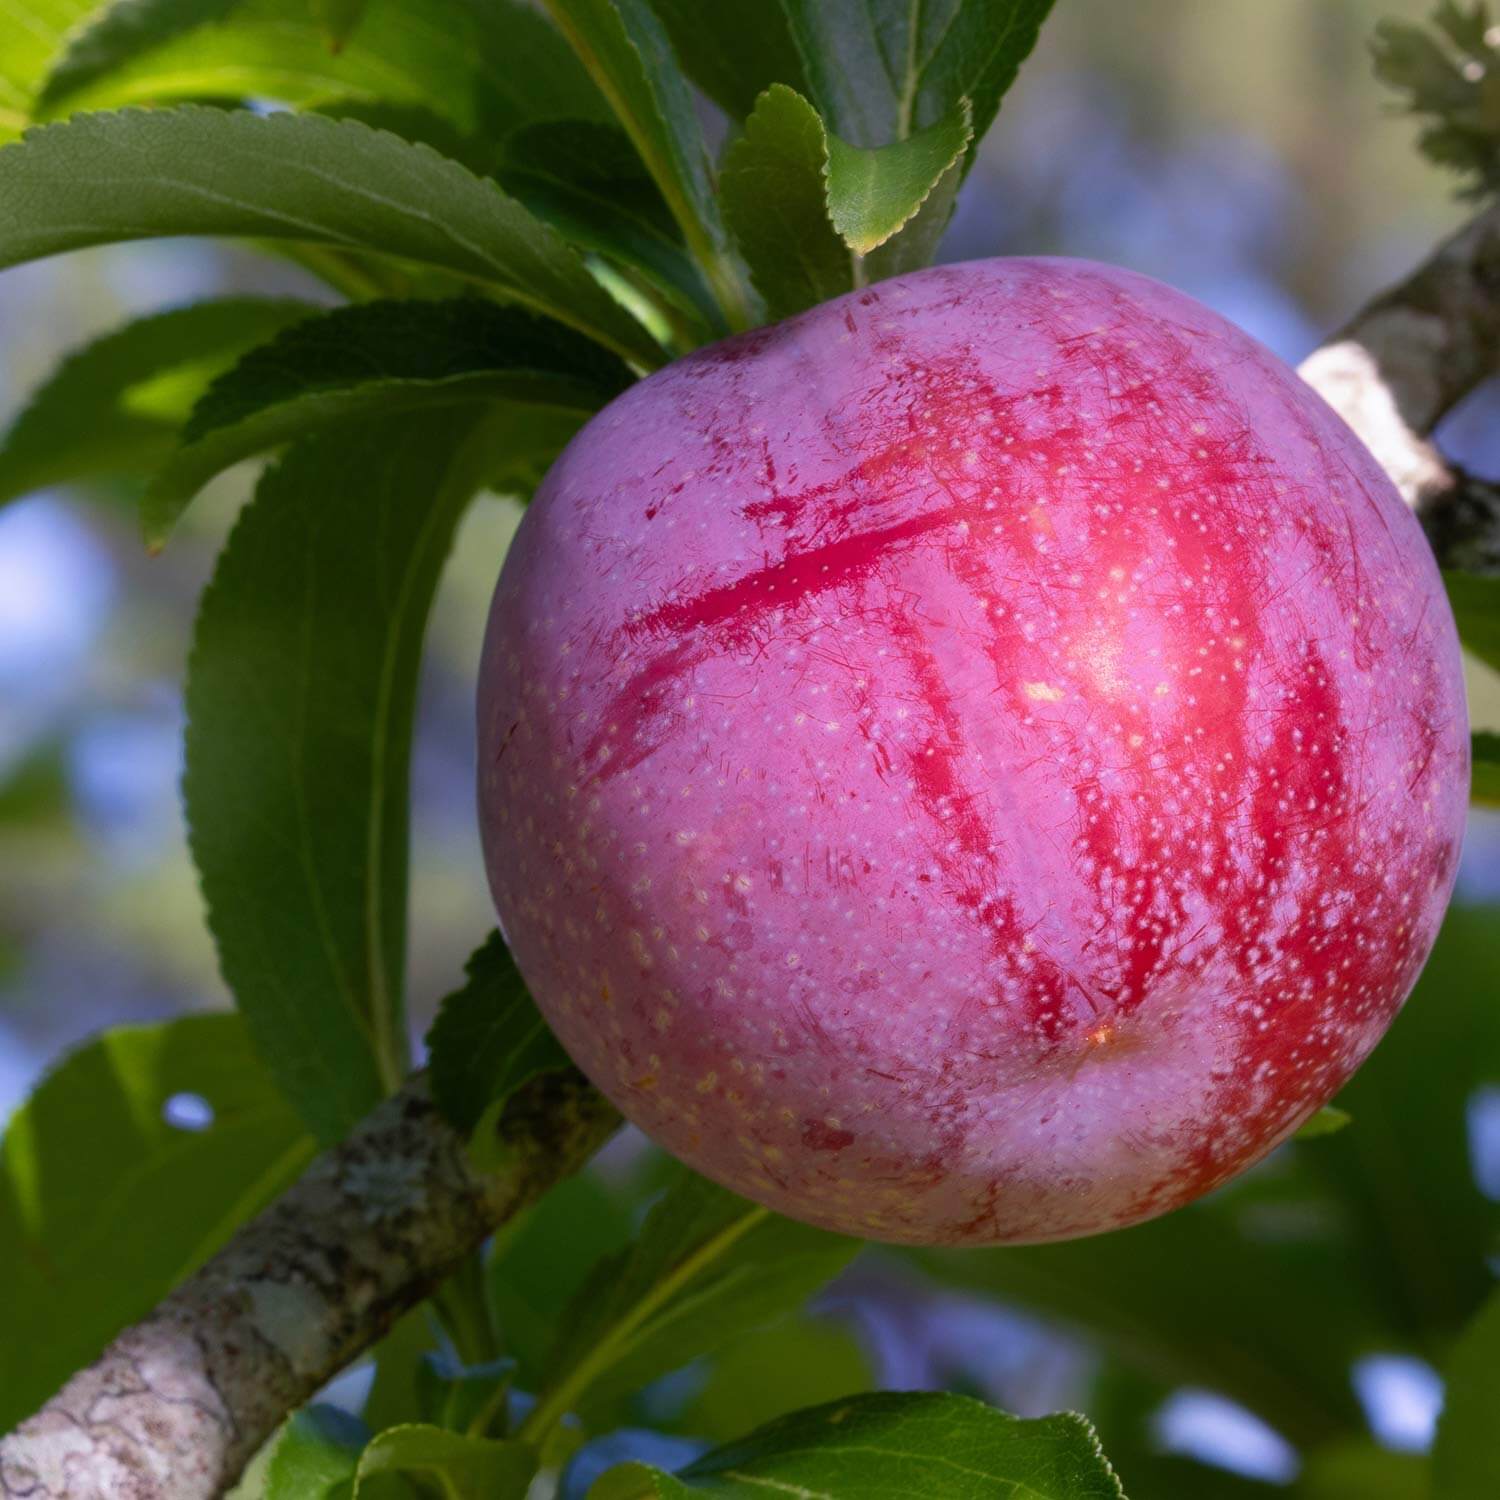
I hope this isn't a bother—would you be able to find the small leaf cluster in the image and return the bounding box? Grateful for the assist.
[1374,0,1500,198]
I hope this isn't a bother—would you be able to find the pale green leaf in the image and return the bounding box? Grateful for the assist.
[1434,1288,1500,1498]
[0,1014,314,1430]
[0,105,661,366]
[143,297,630,543]
[590,1393,1125,1499]
[0,297,313,509]
[782,0,1055,152]
[525,1168,859,1438]
[719,84,851,320]
[861,148,964,279]
[353,1424,536,1499]
[183,410,503,1140]
[1294,1105,1353,1141]
[825,98,972,253]
[0,0,94,135]
[38,0,610,141]
[266,1405,367,1500]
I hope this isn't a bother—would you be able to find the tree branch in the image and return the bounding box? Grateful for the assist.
[2,199,1499,1500]
[0,1071,618,1500]
[1298,200,1500,561]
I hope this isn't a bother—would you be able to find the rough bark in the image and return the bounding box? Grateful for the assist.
[1297,201,1500,562]
[0,1071,618,1500]
[2,201,1499,1500]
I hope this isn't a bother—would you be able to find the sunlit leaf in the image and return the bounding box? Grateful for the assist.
[591,1393,1125,1498]
[0,1014,313,1429]
[0,298,313,509]
[0,106,660,366]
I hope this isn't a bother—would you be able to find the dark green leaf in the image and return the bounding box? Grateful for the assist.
[0,298,314,508]
[0,741,70,828]
[782,0,1055,153]
[1294,1105,1352,1141]
[0,106,660,366]
[525,1168,859,1439]
[720,84,851,320]
[364,1310,443,1432]
[542,0,752,326]
[415,1352,516,1434]
[825,98,972,253]
[0,1014,313,1429]
[0,0,92,136]
[1473,731,1500,805]
[1445,570,1500,672]
[1433,1288,1500,1498]
[591,1393,1124,1499]
[486,1172,635,1387]
[143,298,630,544]
[314,0,368,51]
[426,930,573,1142]
[353,1424,537,1498]
[184,410,501,1140]
[498,119,720,336]
[1301,1439,1428,1500]
[38,0,611,143]
[683,1314,874,1442]
[267,1405,368,1500]
[643,0,809,120]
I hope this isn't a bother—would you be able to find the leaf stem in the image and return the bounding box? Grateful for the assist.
[540,0,755,335]
[515,1204,769,1445]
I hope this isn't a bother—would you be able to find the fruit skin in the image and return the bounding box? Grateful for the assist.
[478,257,1467,1246]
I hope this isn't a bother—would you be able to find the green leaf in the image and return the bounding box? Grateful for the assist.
[498,119,720,336]
[541,0,751,326]
[861,147,964,279]
[425,930,574,1147]
[1473,731,1500,805]
[643,0,809,120]
[1433,1288,1500,1498]
[1301,1439,1428,1500]
[683,1314,874,1442]
[363,1309,443,1432]
[353,1424,537,1499]
[37,0,610,142]
[590,1393,1125,1499]
[0,1014,314,1430]
[0,106,661,366]
[719,84,852,321]
[1295,1105,1353,1141]
[183,409,502,1141]
[782,0,1054,153]
[0,0,93,136]
[486,1172,635,1387]
[266,1405,368,1500]
[0,297,314,508]
[1445,570,1500,672]
[313,0,367,51]
[825,98,972,253]
[722,86,971,321]
[142,297,630,544]
[523,1167,859,1440]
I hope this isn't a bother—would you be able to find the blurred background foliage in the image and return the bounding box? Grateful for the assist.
[4,2,1500,1496]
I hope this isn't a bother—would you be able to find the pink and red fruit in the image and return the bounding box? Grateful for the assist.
[478,258,1467,1246]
